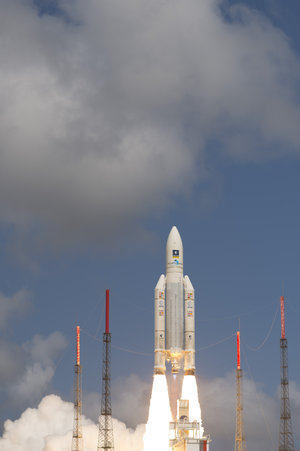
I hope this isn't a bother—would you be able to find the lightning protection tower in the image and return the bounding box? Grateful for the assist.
[234,331,246,451]
[72,326,84,451]
[97,289,114,451]
[279,296,294,451]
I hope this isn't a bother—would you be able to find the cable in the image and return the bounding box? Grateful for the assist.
[81,328,102,342]
[81,294,104,330]
[197,333,236,351]
[245,301,279,351]
[81,328,152,355]
[93,300,106,340]
[287,301,300,319]
[198,303,275,323]
[82,328,152,355]
[112,345,152,356]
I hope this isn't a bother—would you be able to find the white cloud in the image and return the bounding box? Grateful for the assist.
[0,290,32,329]
[0,288,67,417]
[9,332,67,406]
[0,290,32,389]
[0,330,68,429]
[0,340,26,387]
[0,0,300,248]
[23,331,67,367]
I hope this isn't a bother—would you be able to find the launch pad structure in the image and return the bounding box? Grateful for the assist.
[169,399,210,451]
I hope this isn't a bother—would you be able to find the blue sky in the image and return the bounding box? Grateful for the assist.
[1,0,300,450]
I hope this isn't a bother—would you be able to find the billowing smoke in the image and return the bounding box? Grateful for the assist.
[0,394,145,451]
[1,374,300,450]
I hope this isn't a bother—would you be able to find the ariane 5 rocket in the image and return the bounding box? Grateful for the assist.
[154,226,195,375]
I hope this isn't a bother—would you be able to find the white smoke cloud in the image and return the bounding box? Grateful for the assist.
[0,394,145,451]
[44,420,145,451]
[2,375,300,451]
[0,395,77,451]
[0,0,300,249]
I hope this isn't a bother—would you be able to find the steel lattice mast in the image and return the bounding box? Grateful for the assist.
[72,326,84,451]
[279,296,294,451]
[97,289,114,451]
[234,331,246,451]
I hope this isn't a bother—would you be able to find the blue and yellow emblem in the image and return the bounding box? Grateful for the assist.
[172,249,179,265]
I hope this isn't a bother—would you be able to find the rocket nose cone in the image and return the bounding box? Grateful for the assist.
[167,227,181,247]
[169,225,180,238]
[166,226,183,272]
[167,225,182,243]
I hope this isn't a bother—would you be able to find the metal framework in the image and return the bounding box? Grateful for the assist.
[97,290,114,451]
[279,296,294,451]
[72,326,83,451]
[234,331,246,451]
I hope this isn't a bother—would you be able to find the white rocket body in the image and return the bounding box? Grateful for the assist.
[154,226,195,375]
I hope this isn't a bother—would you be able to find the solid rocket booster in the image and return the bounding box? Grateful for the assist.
[154,226,195,375]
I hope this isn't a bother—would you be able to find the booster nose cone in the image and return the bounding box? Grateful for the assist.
[166,226,183,273]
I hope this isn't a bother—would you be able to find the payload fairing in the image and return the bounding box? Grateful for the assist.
[154,226,195,375]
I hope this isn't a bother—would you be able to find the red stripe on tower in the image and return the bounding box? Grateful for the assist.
[280,296,285,339]
[106,289,110,334]
[76,325,80,365]
[237,331,240,370]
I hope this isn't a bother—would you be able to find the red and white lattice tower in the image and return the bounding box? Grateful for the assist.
[279,296,294,451]
[71,326,83,451]
[234,331,246,451]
